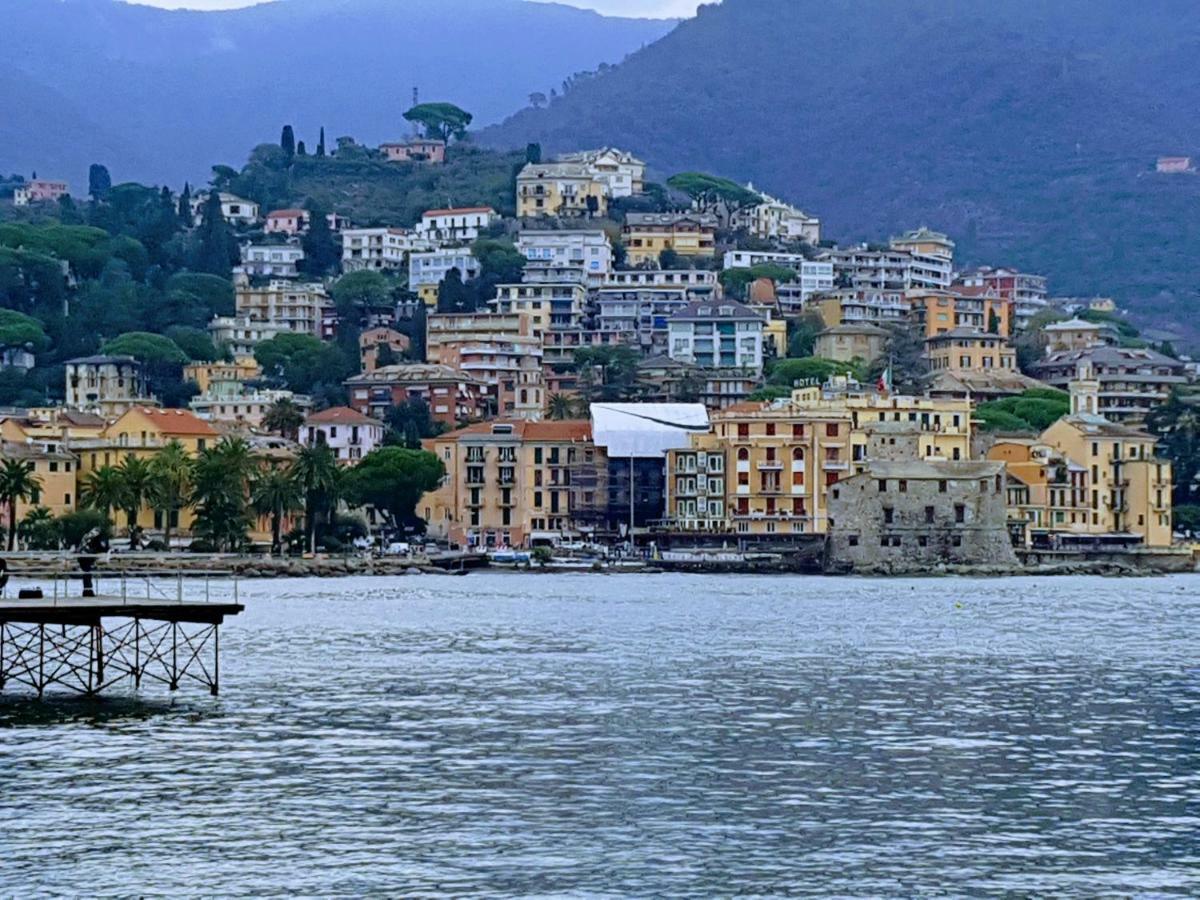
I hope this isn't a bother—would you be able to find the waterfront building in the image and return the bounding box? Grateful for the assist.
[422,419,596,548]
[516,162,608,219]
[345,363,485,427]
[1036,379,1172,545]
[64,355,153,417]
[662,382,973,537]
[622,213,717,266]
[987,439,1091,546]
[0,440,78,522]
[299,407,385,464]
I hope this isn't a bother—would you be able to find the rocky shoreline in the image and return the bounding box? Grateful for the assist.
[62,554,1179,579]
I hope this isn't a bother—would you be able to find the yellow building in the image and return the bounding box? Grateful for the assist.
[813,323,890,364]
[73,407,220,539]
[516,163,608,219]
[623,213,718,266]
[987,439,1091,542]
[183,359,261,394]
[664,382,973,536]
[1039,398,1172,546]
[422,419,596,548]
[0,441,79,524]
[925,328,1018,374]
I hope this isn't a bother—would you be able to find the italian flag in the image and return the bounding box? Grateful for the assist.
[876,366,892,395]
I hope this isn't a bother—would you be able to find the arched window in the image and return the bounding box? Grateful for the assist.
[792,447,805,461]
[737,448,749,461]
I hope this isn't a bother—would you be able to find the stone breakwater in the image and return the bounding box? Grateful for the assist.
[88,556,454,579]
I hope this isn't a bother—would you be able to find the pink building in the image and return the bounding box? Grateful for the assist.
[264,209,350,235]
[1156,157,1193,174]
[13,180,69,207]
[299,407,385,464]
[380,139,446,164]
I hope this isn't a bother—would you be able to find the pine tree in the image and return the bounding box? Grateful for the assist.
[88,163,112,200]
[280,125,296,159]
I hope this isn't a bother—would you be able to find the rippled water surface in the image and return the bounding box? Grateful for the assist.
[2,573,1199,896]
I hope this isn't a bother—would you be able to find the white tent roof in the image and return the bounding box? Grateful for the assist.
[590,403,710,458]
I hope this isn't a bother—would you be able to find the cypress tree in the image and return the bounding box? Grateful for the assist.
[300,205,339,276]
[297,140,307,156]
[281,125,296,159]
[194,192,237,277]
[317,127,326,158]
[178,182,193,227]
[88,163,112,200]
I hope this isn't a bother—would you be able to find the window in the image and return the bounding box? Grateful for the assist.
[826,424,838,438]
[939,480,948,493]
[898,479,907,493]
[848,535,859,547]
[954,504,965,523]
[883,507,894,524]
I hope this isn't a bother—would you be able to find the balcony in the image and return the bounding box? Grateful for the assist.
[822,461,850,472]
[757,460,783,471]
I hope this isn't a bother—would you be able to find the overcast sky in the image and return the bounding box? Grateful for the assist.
[132,0,702,17]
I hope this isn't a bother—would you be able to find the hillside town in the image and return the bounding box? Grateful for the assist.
[0,112,1192,572]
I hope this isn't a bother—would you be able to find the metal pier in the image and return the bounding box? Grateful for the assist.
[0,567,243,698]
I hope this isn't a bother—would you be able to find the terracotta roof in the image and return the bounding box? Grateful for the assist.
[267,208,306,218]
[304,406,383,427]
[127,407,219,437]
[421,206,495,217]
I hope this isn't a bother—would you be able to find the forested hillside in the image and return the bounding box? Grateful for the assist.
[482,0,1200,340]
[0,0,672,188]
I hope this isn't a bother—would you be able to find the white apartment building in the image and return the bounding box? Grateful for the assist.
[733,191,821,244]
[190,388,312,428]
[239,243,305,278]
[603,269,718,295]
[408,248,480,293]
[208,316,290,359]
[517,230,613,284]
[342,228,433,272]
[667,301,765,374]
[415,207,498,244]
[555,148,646,198]
[300,407,386,464]
[889,228,955,290]
[234,277,332,337]
[190,192,260,227]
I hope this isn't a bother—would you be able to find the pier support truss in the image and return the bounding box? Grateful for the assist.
[0,595,242,698]
[0,618,221,697]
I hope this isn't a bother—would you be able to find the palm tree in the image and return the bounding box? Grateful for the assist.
[548,393,577,420]
[116,454,154,549]
[147,440,194,550]
[251,466,303,554]
[190,437,256,552]
[263,397,305,441]
[290,442,340,553]
[18,506,59,551]
[81,465,127,521]
[0,459,42,550]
